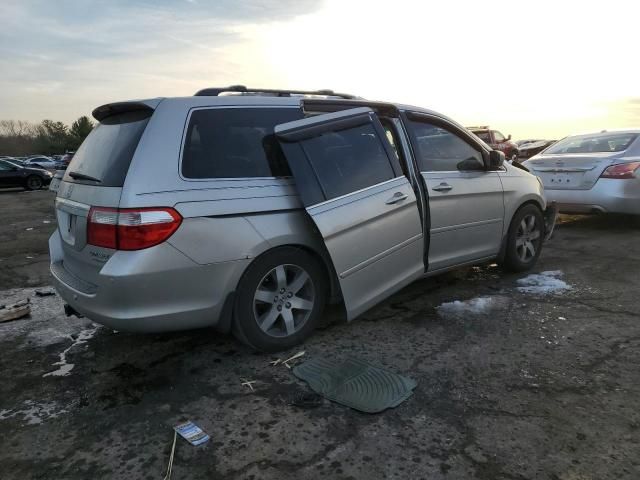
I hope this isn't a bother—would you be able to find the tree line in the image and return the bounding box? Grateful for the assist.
[0,116,94,157]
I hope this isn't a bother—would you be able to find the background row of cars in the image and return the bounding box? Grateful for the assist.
[0,153,74,171]
[0,153,73,190]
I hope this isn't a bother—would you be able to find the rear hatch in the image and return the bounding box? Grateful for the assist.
[525,153,618,190]
[54,101,155,285]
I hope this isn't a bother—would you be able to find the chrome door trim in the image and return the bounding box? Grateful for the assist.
[430,217,503,234]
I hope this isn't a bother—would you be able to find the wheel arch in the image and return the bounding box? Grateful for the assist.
[498,198,545,263]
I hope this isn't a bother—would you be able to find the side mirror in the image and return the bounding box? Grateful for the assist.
[457,157,485,171]
[507,134,512,141]
[488,150,505,170]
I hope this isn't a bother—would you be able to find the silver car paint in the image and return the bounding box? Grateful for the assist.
[51,95,546,332]
[524,130,640,214]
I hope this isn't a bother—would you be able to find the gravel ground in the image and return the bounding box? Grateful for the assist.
[0,189,639,480]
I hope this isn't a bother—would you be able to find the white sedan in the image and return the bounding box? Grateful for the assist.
[524,130,640,214]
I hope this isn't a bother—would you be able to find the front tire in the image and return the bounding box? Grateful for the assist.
[25,175,43,190]
[502,204,544,272]
[232,247,327,352]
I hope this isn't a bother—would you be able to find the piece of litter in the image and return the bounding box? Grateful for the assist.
[0,299,31,323]
[26,256,34,259]
[35,289,56,297]
[241,379,257,391]
[294,357,416,413]
[174,421,209,446]
[283,351,306,368]
[269,358,282,366]
[558,316,566,320]
[43,220,51,224]
[25,227,34,231]
[163,431,177,480]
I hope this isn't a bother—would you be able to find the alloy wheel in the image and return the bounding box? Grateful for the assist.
[252,264,316,338]
[515,214,541,262]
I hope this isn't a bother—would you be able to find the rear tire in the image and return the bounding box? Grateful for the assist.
[232,247,327,352]
[25,175,43,191]
[502,204,544,272]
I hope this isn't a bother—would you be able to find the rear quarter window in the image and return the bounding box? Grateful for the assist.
[181,107,303,179]
[64,110,151,187]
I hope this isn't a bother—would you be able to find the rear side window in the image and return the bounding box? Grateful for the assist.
[64,110,151,187]
[182,107,303,179]
[301,123,395,200]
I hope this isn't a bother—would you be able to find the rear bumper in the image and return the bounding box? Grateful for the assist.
[544,178,640,215]
[49,233,248,332]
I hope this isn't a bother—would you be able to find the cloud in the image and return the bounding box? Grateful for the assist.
[0,0,323,122]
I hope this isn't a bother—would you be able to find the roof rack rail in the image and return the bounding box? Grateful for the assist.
[194,85,358,99]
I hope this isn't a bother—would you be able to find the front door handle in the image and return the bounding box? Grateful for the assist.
[385,192,409,204]
[432,183,453,192]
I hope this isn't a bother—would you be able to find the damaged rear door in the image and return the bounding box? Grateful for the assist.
[275,108,424,320]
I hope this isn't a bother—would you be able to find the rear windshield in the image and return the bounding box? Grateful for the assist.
[545,132,638,154]
[63,109,152,186]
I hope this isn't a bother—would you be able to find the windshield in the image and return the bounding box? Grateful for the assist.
[545,132,638,154]
[63,109,152,186]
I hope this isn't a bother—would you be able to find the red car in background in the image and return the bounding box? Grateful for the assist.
[469,126,519,162]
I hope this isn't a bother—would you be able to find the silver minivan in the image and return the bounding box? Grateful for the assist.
[50,86,555,351]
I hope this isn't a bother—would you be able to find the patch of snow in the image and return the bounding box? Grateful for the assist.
[43,324,100,377]
[437,296,506,318]
[0,400,67,425]
[517,270,571,294]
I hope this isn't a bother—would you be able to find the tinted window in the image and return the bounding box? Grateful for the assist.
[0,160,13,171]
[64,110,151,187]
[182,107,303,179]
[545,132,638,154]
[301,123,395,200]
[409,121,484,171]
[493,131,505,142]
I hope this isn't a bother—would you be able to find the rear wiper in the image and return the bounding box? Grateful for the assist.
[68,171,101,183]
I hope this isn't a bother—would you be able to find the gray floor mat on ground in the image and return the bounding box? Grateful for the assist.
[293,357,417,413]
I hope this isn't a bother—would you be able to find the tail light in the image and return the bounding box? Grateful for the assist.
[600,162,640,179]
[87,207,182,250]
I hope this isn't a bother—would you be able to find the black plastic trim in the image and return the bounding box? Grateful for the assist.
[92,102,154,121]
[302,99,399,117]
[277,113,371,143]
[194,85,357,99]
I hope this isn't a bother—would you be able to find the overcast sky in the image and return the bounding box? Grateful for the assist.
[1,0,639,138]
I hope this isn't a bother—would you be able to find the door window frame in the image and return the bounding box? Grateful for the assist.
[401,111,491,173]
[276,108,405,207]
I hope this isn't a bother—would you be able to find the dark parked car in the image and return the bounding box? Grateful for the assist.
[518,139,556,160]
[0,159,53,190]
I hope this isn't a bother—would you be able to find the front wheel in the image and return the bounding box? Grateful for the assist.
[25,175,43,190]
[232,247,327,352]
[502,204,544,272]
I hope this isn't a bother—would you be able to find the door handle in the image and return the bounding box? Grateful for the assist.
[385,192,409,204]
[432,183,453,192]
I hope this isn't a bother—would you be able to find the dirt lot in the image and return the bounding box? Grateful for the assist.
[1,188,639,480]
